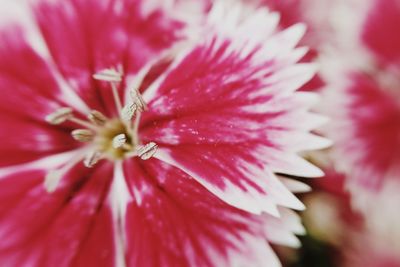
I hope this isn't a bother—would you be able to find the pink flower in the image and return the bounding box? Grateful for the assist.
[324,0,400,199]
[361,0,400,68]
[343,239,400,267]
[0,0,327,266]
[245,0,338,92]
[302,169,400,267]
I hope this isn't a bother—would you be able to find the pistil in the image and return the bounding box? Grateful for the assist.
[112,134,129,149]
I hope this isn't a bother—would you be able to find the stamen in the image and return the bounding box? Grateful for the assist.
[93,67,124,116]
[83,151,103,168]
[71,129,95,142]
[136,142,158,160]
[93,68,123,82]
[44,170,63,193]
[69,117,99,131]
[88,110,108,126]
[46,108,98,131]
[121,103,138,122]
[112,134,127,148]
[45,107,73,125]
[131,112,141,145]
[46,67,157,167]
[130,88,147,112]
[111,82,123,115]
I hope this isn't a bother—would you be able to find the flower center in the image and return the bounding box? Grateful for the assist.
[43,67,157,192]
[94,119,134,159]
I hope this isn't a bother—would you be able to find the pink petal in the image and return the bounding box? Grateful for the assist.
[139,7,323,214]
[263,208,305,248]
[333,73,400,190]
[33,0,182,115]
[361,0,400,66]
[0,26,83,167]
[0,163,115,267]
[0,113,79,167]
[155,145,305,216]
[258,0,325,91]
[0,26,68,120]
[259,0,302,29]
[122,158,282,267]
[343,233,400,267]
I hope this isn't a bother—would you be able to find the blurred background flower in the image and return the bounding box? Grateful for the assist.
[267,0,400,266]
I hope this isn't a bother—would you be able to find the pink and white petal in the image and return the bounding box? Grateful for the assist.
[265,129,331,152]
[167,0,211,26]
[139,2,323,214]
[107,161,131,267]
[331,73,400,191]
[0,26,70,121]
[262,148,324,177]
[0,25,85,167]
[122,158,282,267]
[253,0,327,91]
[0,113,79,167]
[278,176,311,193]
[0,162,115,267]
[155,145,305,215]
[361,0,400,66]
[263,208,305,248]
[32,0,183,115]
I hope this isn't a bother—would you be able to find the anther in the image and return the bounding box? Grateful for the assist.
[88,110,107,126]
[44,170,63,193]
[45,107,73,125]
[112,134,127,148]
[71,129,95,142]
[130,88,147,111]
[93,68,124,116]
[121,103,138,122]
[136,142,158,160]
[83,151,103,168]
[93,68,123,82]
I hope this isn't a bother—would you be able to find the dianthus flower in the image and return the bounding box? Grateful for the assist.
[0,0,328,266]
[325,0,400,198]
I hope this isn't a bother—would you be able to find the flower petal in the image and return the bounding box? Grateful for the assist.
[155,145,305,216]
[0,163,115,267]
[122,158,282,267]
[140,2,324,214]
[33,0,182,115]
[278,176,312,193]
[0,113,79,167]
[263,208,305,248]
[361,0,400,66]
[0,26,68,121]
[0,26,84,167]
[330,73,400,190]
[258,0,326,91]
